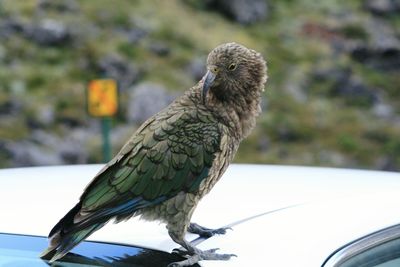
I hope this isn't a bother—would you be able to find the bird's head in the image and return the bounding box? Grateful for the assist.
[201,42,267,105]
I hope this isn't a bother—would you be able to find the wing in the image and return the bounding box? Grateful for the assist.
[79,107,223,216]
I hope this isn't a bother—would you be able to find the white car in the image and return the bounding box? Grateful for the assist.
[1,164,400,267]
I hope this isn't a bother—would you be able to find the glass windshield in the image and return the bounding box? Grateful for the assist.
[338,237,400,267]
[323,224,400,267]
[0,233,198,267]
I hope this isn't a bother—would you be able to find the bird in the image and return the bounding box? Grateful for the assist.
[40,42,267,267]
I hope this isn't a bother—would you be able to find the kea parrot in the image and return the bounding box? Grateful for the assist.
[41,42,267,267]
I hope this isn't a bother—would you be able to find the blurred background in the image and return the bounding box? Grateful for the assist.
[0,0,399,171]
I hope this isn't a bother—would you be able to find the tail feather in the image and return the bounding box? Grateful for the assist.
[40,196,161,262]
[49,202,82,238]
[48,223,105,263]
[40,202,109,262]
[39,245,56,258]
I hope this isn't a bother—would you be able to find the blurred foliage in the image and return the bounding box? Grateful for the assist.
[0,0,399,171]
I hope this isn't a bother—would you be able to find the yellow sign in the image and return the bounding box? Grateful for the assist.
[87,79,118,117]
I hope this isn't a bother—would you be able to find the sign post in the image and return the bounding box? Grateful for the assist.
[87,79,118,162]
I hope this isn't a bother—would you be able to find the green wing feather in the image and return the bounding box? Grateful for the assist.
[80,108,222,213]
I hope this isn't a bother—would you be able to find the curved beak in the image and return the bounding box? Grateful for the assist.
[202,70,216,104]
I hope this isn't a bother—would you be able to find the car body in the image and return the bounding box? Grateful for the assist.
[1,164,400,266]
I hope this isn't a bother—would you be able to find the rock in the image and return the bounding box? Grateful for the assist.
[30,130,61,151]
[9,80,27,95]
[334,76,378,106]
[57,128,90,164]
[318,150,349,167]
[0,141,11,166]
[127,82,174,124]
[37,0,79,13]
[0,98,22,115]
[0,17,24,39]
[348,19,400,71]
[111,125,134,150]
[364,0,400,16]
[126,17,153,44]
[97,55,140,90]
[276,125,299,142]
[376,156,399,171]
[36,104,55,126]
[148,42,170,56]
[350,45,400,71]
[5,141,63,167]
[186,57,206,81]
[207,0,269,25]
[24,19,72,46]
[314,67,378,106]
[283,68,308,103]
[0,44,4,61]
[5,129,90,166]
[127,27,148,44]
[372,102,394,118]
[285,81,307,103]
[257,135,270,152]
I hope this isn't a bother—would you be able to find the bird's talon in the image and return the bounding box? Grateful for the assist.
[198,249,236,261]
[205,248,220,253]
[172,248,189,256]
[188,223,232,237]
[169,251,235,267]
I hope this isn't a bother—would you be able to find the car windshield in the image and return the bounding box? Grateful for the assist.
[323,224,400,267]
[0,233,199,267]
[338,237,400,267]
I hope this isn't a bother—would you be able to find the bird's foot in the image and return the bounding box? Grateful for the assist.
[169,247,236,267]
[188,222,232,238]
[172,247,191,256]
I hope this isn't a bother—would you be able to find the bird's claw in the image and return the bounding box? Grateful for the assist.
[168,247,236,267]
[209,227,232,236]
[188,223,232,238]
[204,248,220,253]
[172,247,190,256]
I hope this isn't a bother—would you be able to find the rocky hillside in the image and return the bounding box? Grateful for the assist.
[0,0,399,171]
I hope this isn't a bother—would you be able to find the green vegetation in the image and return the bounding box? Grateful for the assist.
[0,0,399,170]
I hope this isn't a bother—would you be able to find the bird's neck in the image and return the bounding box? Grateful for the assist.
[187,84,262,140]
[214,90,262,139]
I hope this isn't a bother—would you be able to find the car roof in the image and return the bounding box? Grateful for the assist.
[1,164,400,267]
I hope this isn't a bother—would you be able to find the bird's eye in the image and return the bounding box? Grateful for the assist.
[228,63,236,71]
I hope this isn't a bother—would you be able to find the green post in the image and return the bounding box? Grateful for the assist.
[101,117,112,162]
